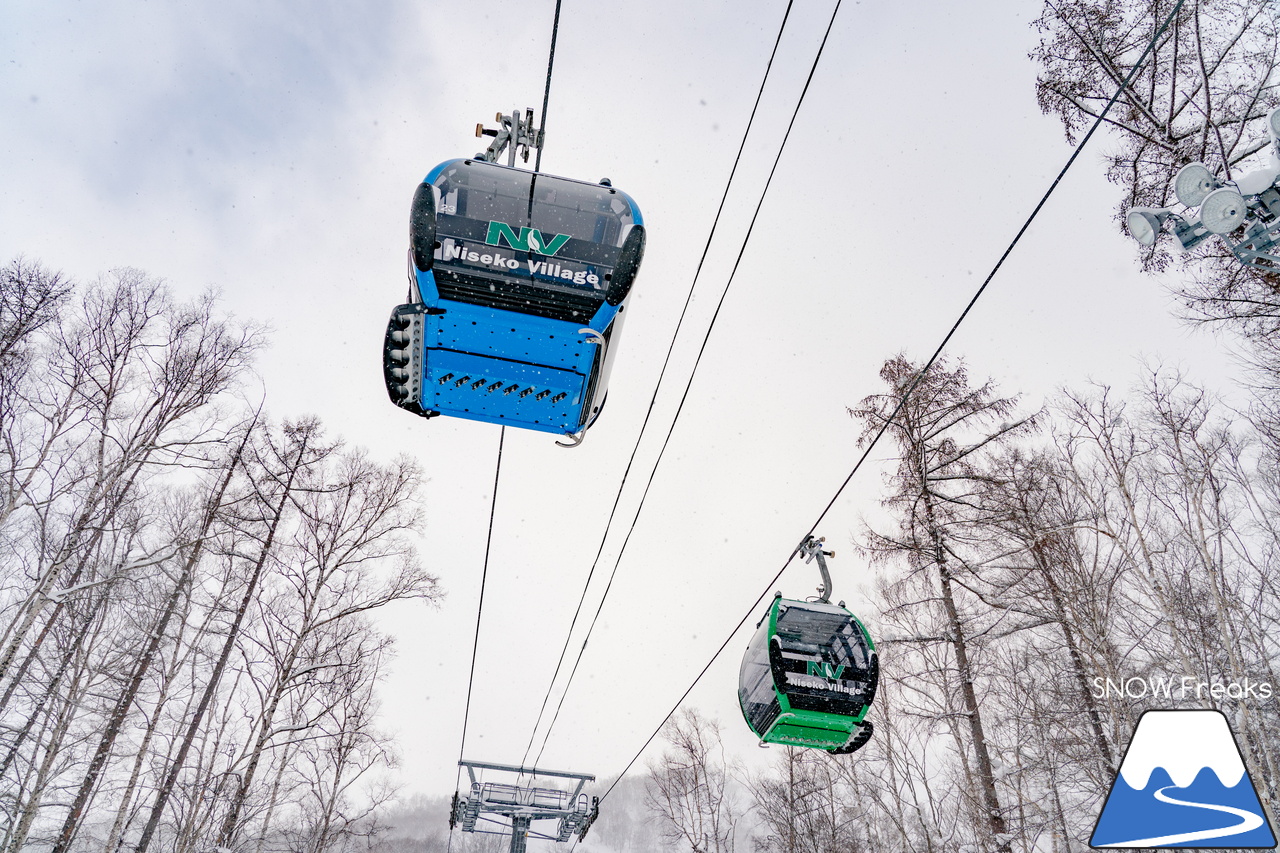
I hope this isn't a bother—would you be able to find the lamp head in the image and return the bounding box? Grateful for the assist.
[1199,187,1247,234]
[1173,163,1218,208]
[1126,207,1169,246]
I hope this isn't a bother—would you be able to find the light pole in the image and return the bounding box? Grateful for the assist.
[1126,106,1280,272]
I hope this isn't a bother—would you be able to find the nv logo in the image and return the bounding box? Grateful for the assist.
[806,661,845,680]
[1091,709,1276,848]
[486,221,571,256]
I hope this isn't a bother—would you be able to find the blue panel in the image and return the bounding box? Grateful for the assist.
[417,269,440,301]
[420,350,588,433]
[428,303,595,373]
[423,159,458,184]
[587,302,619,330]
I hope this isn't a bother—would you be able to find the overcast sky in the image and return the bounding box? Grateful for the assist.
[1,0,1247,827]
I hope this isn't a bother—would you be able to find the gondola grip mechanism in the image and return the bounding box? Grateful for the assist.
[799,535,835,603]
[475,107,543,166]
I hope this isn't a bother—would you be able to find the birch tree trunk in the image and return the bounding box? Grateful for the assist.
[133,420,320,853]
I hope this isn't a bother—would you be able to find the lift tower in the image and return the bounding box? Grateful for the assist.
[451,760,599,853]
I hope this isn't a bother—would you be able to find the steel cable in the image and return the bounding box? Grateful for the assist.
[593,0,1189,807]
[534,0,562,174]
[532,0,847,768]
[518,0,799,768]
[447,426,506,852]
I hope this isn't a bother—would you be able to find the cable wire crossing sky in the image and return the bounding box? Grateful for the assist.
[0,3,1266,851]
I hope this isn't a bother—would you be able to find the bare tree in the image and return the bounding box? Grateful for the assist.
[0,270,261,852]
[1051,370,1279,827]
[0,270,261,708]
[970,447,1120,783]
[0,256,72,531]
[0,261,440,852]
[646,710,742,853]
[1030,0,1280,382]
[851,355,1038,853]
[748,747,868,853]
[284,627,400,853]
[48,418,256,852]
[823,669,962,853]
[132,418,330,853]
[214,444,437,849]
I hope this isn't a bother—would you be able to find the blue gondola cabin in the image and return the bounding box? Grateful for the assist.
[383,158,645,443]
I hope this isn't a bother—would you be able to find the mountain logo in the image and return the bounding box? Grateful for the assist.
[1091,709,1276,848]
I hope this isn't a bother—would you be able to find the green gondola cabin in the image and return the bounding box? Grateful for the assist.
[738,595,878,753]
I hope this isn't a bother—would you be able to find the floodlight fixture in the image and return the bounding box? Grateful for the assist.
[1173,163,1218,208]
[1126,207,1170,246]
[1122,114,1280,271]
[1200,187,1247,234]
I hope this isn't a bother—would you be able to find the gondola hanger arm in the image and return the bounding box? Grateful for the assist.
[798,535,835,603]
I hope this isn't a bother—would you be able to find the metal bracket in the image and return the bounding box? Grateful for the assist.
[798,535,835,603]
[1222,217,1280,270]
[406,249,422,303]
[476,108,543,167]
[555,431,585,449]
[577,797,600,840]
[550,330,607,449]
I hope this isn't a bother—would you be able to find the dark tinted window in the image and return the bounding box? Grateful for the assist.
[433,160,635,246]
[771,603,874,716]
[739,621,782,735]
[428,160,636,305]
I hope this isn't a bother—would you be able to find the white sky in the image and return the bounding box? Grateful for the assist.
[1,0,1245,826]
